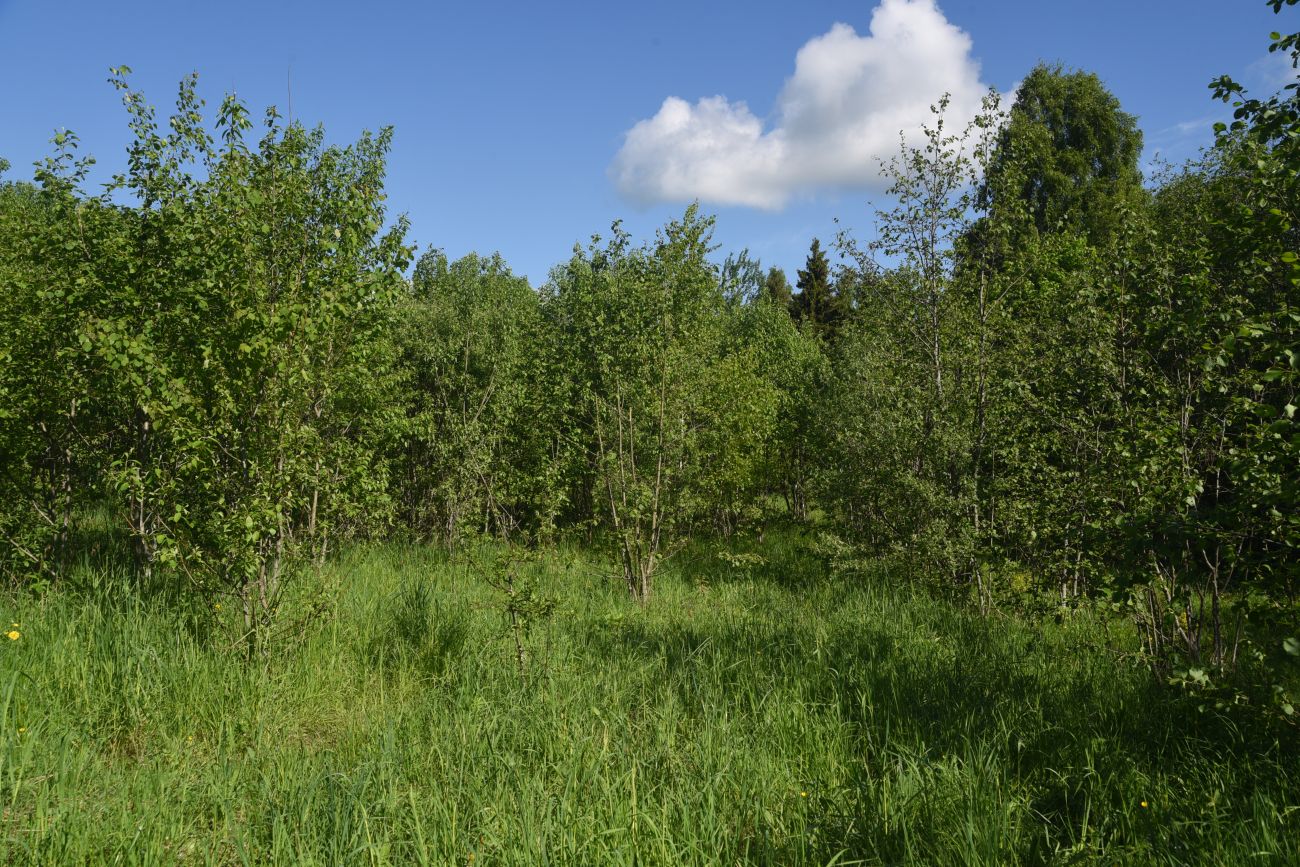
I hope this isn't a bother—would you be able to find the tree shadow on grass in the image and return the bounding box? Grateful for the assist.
[671,525,832,593]
[56,509,138,586]
[580,595,1298,865]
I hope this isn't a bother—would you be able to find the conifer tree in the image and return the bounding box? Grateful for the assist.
[790,238,844,342]
[762,266,792,309]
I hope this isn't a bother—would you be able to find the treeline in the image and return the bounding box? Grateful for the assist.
[1,12,1297,707]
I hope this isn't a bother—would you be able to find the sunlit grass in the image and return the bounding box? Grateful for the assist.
[1,530,1295,865]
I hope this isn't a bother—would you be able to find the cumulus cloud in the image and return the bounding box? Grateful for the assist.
[610,0,991,210]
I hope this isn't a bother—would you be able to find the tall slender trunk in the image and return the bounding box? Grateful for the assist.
[131,406,157,581]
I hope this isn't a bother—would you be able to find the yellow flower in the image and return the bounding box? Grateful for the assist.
[5,631,18,641]
[1140,800,1148,809]
[800,791,808,798]
[17,727,26,734]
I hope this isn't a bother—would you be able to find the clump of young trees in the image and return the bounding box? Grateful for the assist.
[1,71,413,652]
[0,5,1296,712]
[0,78,820,617]
[816,10,1298,716]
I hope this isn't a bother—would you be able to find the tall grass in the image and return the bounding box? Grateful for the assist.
[1,531,1295,864]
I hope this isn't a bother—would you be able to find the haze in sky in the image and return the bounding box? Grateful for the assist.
[0,0,1293,284]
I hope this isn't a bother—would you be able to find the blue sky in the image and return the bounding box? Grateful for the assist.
[0,0,1293,285]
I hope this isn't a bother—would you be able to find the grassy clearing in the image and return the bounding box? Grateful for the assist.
[1,532,1296,865]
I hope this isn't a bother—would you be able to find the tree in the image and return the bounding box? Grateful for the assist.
[762,266,792,309]
[543,207,775,600]
[90,71,411,652]
[392,249,541,543]
[1107,5,1300,684]
[829,95,995,582]
[959,81,1132,600]
[790,238,846,342]
[733,293,825,524]
[979,63,1144,246]
[717,248,764,306]
[0,135,132,584]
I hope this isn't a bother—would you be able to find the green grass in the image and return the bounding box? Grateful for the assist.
[1,531,1296,865]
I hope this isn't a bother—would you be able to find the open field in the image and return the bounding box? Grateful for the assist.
[2,533,1295,865]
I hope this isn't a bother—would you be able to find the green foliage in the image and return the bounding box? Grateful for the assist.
[979,63,1145,246]
[761,266,792,309]
[3,8,1298,811]
[817,9,1300,721]
[789,238,846,343]
[392,250,542,543]
[717,247,765,306]
[828,93,1002,582]
[98,74,411,652]
[542,207,779,598]
[465,544,558,684]
[973,232,1120,594]
[0,133,139,586]
[0,73,411,655]
[1096,11,1299,697]
[729,295,826,525]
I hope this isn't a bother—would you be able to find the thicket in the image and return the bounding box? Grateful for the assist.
[1,8,1297,721]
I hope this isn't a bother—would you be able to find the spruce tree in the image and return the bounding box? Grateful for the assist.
[790,238,844,342]
[762,266,792,309]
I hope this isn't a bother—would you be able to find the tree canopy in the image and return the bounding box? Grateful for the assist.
[979,63,1144,245]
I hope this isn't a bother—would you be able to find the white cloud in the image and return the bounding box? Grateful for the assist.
[610,0,991,210]
[1151,114,1218,141]
[1248,50,1300,90]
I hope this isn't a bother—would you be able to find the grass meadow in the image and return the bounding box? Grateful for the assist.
[1,531,1296,865]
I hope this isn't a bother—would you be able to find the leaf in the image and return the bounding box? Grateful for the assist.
[1284,636,1300,657]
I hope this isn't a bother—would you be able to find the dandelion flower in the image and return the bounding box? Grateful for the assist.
[5,631,18,641]
[17,727,26,734]
[1140,800,1148,809]
[800,791,808,798]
